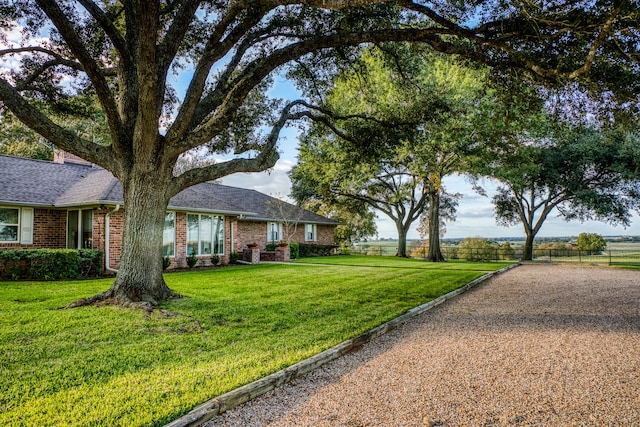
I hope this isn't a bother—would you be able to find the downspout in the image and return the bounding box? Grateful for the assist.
[105,204,120,274]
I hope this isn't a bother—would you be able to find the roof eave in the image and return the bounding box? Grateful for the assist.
[242,216,339,225]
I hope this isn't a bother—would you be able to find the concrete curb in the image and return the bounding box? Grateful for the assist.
[164,263,521,427]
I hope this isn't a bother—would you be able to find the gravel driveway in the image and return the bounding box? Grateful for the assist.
[206,264,640,426]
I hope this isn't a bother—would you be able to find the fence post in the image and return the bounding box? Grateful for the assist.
[578,249,581,263]
[609,250,612,265]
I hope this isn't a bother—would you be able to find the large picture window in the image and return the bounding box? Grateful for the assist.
[187,214,224,255]
[163,212,175,257]
[67,209,93,249]
[0,207,19,242]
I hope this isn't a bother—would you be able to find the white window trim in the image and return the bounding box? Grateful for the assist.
[0,206,29,244]
[187,213,225,256]
[267,222,283,243]
[163,211,176,258]
[305,223,317,242]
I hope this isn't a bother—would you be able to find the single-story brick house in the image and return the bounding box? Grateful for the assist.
[0,152,338,271]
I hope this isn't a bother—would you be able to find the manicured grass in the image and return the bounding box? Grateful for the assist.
[0,259,508,426]
[296,254,515,271]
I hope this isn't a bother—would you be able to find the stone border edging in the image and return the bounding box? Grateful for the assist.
[165,263,520,427]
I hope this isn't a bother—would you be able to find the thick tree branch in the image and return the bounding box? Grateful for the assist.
[168,99,305,195]
[182,27,461,151]
[159,0,202,72]
[166,5,268,145]
[35,0,122,144]
[77,0,130,66]
[567,2,624,79]
[0,77,112,165]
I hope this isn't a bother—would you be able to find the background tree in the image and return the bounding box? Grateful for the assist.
[576,232,607,255]
[0,1,637,306]
[292,139,429,257]
[0,113,53,160]
[296,196,377,247]
[490,126,640,261]
[292,47,502,258]
[0,96,109,160]
[264,194,304,244]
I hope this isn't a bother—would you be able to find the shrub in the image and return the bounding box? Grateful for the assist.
[410,241,429,258]
[162,257,171,270]
[0,249,103,280]
[457,237,499,261]
[186,253,198,268]
[534,242,577,258]
[211,254,220,265]
[498,242,516,260]
[289,242,299,259]
[577,232,606,255]
[229,251,239,264]
[298,244,339,257]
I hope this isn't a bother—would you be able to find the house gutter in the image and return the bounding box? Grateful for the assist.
[104,204,120,274]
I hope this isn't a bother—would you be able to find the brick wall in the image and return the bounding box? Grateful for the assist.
[288,224,336,246]
[104,208,123,271]
[0,208,67,251]
[1,206,335,271]
[234,220,336,252]
[234,220,268,252]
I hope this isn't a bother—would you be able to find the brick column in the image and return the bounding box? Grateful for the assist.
[243,245,261,264]
[275,244,290,262]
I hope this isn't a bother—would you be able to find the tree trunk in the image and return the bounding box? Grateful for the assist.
[396,222,409,257]
[426,190,445,262]
[522,232,535,261]
[65,168,179,309]
[109,172,178,305]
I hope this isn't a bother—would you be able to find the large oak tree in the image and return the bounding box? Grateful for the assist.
[0,0,636,306]
[490,126,640,260]
[291,47,501,259]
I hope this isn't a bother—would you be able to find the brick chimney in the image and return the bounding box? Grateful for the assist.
[53,149,93,167]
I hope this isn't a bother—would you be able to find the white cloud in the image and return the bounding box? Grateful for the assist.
[220,159,295,201]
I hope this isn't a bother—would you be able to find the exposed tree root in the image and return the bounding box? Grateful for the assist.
[55,289,182,312]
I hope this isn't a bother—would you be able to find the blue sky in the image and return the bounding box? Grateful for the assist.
[5,15,637,240]
[219,76,640,240]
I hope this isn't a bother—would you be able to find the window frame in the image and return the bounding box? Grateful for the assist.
[305,223,317,242]
[186,213,225,256]
[267,222,283,243]
[162,211,176,257]
[66,209,93,249]
[0,206,20,243]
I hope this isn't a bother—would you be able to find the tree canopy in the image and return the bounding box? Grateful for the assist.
[489,125,640,260]
[291,46,502,258]
[1,0,638,305]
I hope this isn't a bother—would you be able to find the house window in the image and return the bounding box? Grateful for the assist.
[267,222,282,243]
[187,214,224,255]
[67,209,93,249]
[305,224,317,241]
[163,212,175,257]
[0,207,19,242]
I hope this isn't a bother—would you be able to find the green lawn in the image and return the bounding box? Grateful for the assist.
[296,254,514,270]
[0,258,511,426]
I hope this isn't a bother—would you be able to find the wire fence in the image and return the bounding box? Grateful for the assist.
[347,245,640,266]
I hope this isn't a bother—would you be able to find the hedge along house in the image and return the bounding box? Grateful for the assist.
[0,153,338,271]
